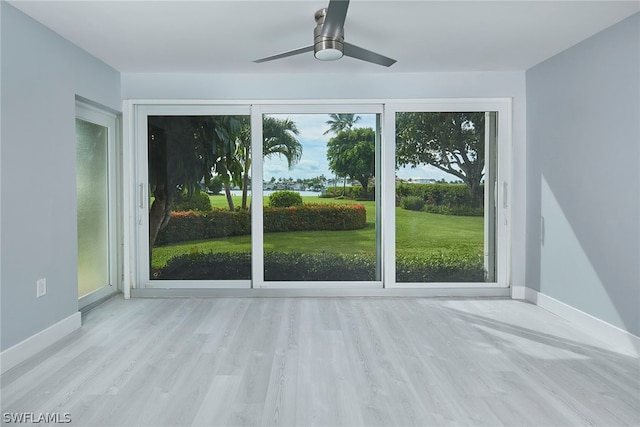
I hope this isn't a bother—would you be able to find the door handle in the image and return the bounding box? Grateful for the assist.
[502,182,508,209]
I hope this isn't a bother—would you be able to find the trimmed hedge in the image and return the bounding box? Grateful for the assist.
[153,251,251,280]
[396,183,479,208]
[155,209,251,245]
[153,251,485,282]
[400,196,425,211]
[396,253,484,282]
[264,204,366,233]
[268,190,303,208]
[423,205,484,217]
[321,185,375,201]
[153,251,375,281]
[264,252,376,281]
[156,203,367,245]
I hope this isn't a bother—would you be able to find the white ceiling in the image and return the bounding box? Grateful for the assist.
[8,1,640,74]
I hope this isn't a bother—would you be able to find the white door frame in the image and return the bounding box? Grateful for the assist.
[76,101,120,308]
[123,98,511,292]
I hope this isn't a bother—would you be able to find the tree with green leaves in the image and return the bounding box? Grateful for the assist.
[147,115,244,248]
[326,127,376,194]
[396,112,485,208]
[324,113,362,194]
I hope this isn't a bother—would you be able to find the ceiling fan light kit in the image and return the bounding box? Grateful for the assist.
[314,37,344,60]
[254,0,396,67]
[314,41,344,61]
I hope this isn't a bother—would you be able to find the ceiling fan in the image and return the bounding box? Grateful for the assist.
[254,0,396,67]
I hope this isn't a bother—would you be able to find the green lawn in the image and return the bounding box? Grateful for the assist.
[151,194,483,270]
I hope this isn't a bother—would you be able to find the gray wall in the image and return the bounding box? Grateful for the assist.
[0,2,121,351]
[526,13,640,335]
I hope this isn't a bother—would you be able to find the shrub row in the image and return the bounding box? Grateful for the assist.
[423,205,484,217]
[321,183,482,211]
[153,252,251,280]
[321,185,375,201]
[399,196,425,211]
[396,183,480,208]
[153,251,374,281]
[396,253,485,282]
[264,203,366,233]
[156,203,367,245]
[153,251,484,282]
[155,209,251,245]
[264,252,376,281]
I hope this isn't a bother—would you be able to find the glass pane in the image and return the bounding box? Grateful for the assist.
[76,119,109,297]
[148,115,252,280]
[395,111,497,282]
[263,113,379,282]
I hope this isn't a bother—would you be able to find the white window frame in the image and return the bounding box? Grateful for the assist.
[124,98,511,292]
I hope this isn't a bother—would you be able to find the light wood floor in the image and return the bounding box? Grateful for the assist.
[2,296,639,426]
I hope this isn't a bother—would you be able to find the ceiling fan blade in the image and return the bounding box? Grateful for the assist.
[343,42,397,67]
[321,0,350,39]
[253,45,314,63]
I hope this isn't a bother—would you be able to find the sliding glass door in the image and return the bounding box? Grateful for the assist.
[136,105,252,288]
[393,111,497,283]
[258,111,381,286]
[383,102,509,288]
[132,100,509,290]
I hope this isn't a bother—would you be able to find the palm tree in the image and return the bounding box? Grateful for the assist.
[235,116,302,210]
[263,116,302,166]
[323,113,361,135]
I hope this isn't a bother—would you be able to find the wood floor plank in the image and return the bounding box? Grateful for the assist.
[2,297,638,426]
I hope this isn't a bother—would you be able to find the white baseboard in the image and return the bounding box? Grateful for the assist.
[523,288,639,357]
[510,285,526,300]
[0,312,81,375]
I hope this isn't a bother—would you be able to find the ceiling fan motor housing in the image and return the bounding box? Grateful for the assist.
[314,8,344,60]
[253,0,395,67]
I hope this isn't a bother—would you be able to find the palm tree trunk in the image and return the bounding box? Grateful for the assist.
[224,183,235,212]
[241,155,251,210]
[149,184,175,258]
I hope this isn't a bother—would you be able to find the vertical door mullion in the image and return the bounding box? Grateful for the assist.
[382,105,397,287]
[136,108,150,287]
[374,114,382,284]
[497,102,512,288]
[250,106,265,288]
[484,111,498,282]
[122,101,134,299]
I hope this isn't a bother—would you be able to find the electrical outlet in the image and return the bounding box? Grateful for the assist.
[36,278,47,298]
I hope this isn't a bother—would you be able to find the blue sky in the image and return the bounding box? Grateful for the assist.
[263,113,456,182]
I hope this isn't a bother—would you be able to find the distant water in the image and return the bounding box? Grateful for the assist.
[230,190,324,198]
